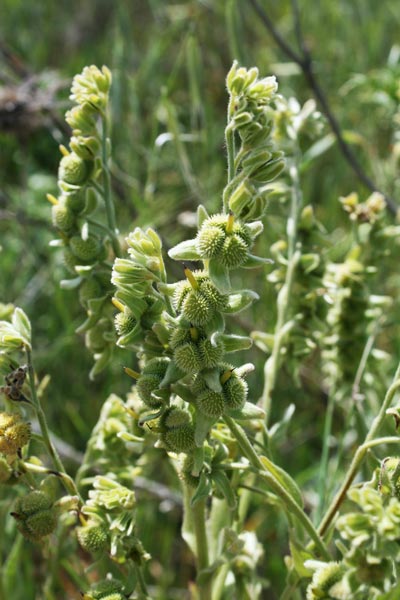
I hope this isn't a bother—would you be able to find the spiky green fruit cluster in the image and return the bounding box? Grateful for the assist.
[160,407,196,453]
[173,271,227,326]
[12,491,57,541]
[136,357,170,408]
[170,326,225,374]
[193,363,248,418]
[196,213,253,268]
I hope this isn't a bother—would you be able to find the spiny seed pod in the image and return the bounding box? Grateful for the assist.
[198,281,226,311]
[191,374,208,395]
[220,234,249,268]
[86,578,125,600]
[198,338,225,368]
[173,271,227,326]
[136,374,164,408]
[163,424,196,453]
[77,521,109,554]
[114,309,137,336]
[161,407,191,430]
[173,343,202,374]
[169,327,193,350]
[196,225,225,258]
[12,491,57,541]
[142,357,170,377]
[63,190,86,213]
[222,372,248,410]
[58,152,92,186]
[180,455,200,488]
[0,457,12,483]
[197,390,225,418]
[0,413,31,455]
[181,292,214,326]
[51,199,76,233]
[70,235,102,262]
[79,277,102,308]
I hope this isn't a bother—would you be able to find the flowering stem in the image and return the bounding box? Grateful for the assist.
[223,415,331,560]
[261,160,302,424]
[101,113,121,257]
[318,362,400,537]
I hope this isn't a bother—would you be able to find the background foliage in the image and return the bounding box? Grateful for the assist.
[1,1,400,598]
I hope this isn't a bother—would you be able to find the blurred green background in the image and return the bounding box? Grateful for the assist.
[1,1,399,598]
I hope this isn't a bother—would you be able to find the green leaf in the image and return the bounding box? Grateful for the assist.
[226,402,265,420]
[288,535,314,578]
[202,368,222,392]
[208,259,231,293]
[12,308,31,348]
[242,254,273,269]
[220,334,253,353]
[197,559,225,585]
[211,469,236,509]
[160,361,184,387]
[168,239,201,261]
[191,472,211,505]
[194,411,216,447]
[197,204,209,227]
[224,290,259,314]
[89,345,113,379]
[60,277,82,290]
[260,455,304,508]
[301,133,336,170]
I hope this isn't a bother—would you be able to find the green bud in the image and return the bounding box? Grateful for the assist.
[0,413,31,455]
[143,357,170,377]
[70,235,102,262]
[77,521,109,554]
[51,199,76,233]
[65,103,97,133]
[306,562,347,600]
[70,135,100,160]
[197,390,225,418]
[58,152,93,186]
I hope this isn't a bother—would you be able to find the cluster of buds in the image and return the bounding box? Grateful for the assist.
[47,66,117,378]
[322,193,395,389]
[77,476,149,566]
[307,477,400,599]
[223,61,285,221]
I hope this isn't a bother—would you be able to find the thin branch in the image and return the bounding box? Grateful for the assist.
[249,0,398,216]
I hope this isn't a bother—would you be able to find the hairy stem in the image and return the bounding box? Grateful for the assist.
[261,161,302,423]
[192,498,212,600]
